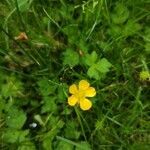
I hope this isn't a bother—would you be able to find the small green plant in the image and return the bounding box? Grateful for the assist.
[85,51,111,80]
[0,0,149,149]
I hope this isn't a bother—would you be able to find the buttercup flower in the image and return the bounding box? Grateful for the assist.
[68,80,96,111]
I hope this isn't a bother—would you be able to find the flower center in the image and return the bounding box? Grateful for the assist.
[76,90,85,100]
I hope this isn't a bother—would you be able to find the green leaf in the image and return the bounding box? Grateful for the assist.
[85,51,98,66]
[57,84,68,103]
[41,96,57,113]
[87,65,100,80]
[18,141,36,150]
[63,25,78,36]
[87,58,111,80]
[61,108,72,115]
[42,138,53,150]
[3,129,29,143]
[96,58,112,73]
[11,0,32,12]
[107,25,122,37]
[64,121,80,140]
[42,119,64,150]
[62,25,80,44]
[75,141,91,150]
[78,39,88,53]
[111,3,129,24]
[56,141,74,150]
[6,107,27,129]
[63,48,79,67]
[37,78,56,96]
[1,75,23,98]
[123,20,141,36]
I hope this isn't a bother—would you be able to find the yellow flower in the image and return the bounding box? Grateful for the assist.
[68,80,96,111]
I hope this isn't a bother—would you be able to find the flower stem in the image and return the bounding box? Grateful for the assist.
[75,107,87,141]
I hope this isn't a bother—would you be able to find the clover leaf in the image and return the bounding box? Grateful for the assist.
[85,51,98,66]
[123,20,141,37]
[111,3,129,24]
[85,51,111,80]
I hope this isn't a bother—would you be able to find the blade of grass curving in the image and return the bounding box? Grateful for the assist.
[86,0,103,40]
[56,136,88,150]
[14,0,26,32]
[43,7,61,30]
[0,65,31,77]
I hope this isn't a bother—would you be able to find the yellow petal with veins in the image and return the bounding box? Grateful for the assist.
[80,98,92,110]
[85,87,96,97]
[79,80,90,90]
[69,84,78,94]
[68,95,78,106]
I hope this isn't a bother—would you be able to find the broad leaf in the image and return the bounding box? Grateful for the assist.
[63,48,79,67]
[123,20,141,36]
[111,3,129,24]
[3,129,29,143]
[38,78,56,96]
[87,65,99,80]
[75,141,91,150]
[41,96,57,113]
[96,58,112,73]
[85,51,98,66]
[56,141,74,150]
[64,121,80,140]
[87,57,111,80]
[6,107,27,129]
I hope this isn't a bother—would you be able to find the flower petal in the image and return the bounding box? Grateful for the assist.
[85,87,96,97]
[80,98,92,110]
[69,84,78,94]
[79,80,90,90]
[68,95,78,106]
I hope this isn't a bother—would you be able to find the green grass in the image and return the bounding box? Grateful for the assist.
[0,0,150,149]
